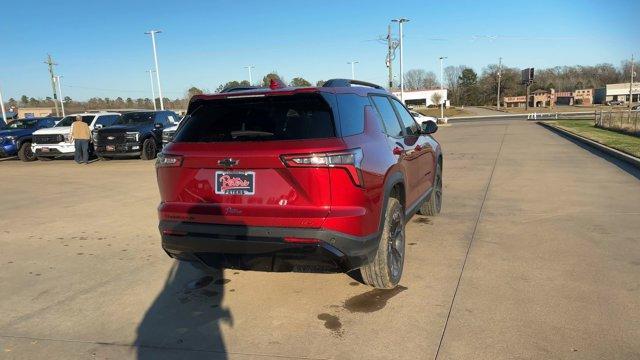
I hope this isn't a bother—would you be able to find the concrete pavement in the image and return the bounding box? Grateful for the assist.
[0,120,639,359]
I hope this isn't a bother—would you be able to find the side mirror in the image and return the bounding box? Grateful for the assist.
[94,124,103,130]
[421,121,438,134]
[154,123,164,129]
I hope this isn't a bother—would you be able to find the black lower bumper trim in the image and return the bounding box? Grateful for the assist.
[160,221,380,273]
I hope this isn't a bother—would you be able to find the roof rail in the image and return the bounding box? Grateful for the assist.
[220,86,264,93]
[322,79,384,90]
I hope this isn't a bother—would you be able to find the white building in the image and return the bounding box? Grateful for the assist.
[392,89,448,107]
[594,82,640,104]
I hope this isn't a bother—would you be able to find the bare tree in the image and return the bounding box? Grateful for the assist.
[431,92,442,106]
[404,69,438,90]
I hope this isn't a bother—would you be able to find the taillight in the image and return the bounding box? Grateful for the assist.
[156,153,183,168]
[281,148,364,186]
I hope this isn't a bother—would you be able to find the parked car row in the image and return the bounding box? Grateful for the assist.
[0,110,181,162]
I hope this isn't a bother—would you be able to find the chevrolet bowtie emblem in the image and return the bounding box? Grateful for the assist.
[218,158,238,167]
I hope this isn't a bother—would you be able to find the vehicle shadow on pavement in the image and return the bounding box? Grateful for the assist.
[135,261,231,359]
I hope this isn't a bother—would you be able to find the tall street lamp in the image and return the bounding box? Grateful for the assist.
[147,70,157,110]
[439,56,447,120]
[348,61,359,80]
[54,75,65,117]
[0,86,7,124]
[145,30,164,110]
[392,18,409,102]
[244,65,255,85]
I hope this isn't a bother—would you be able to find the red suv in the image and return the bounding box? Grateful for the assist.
[156,79,442,288]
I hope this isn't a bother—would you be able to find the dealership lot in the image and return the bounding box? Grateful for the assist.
[1,119,639,359]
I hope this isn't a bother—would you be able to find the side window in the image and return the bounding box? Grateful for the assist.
[370,96,403,137]
[336,94,369,136]
[95,115,118,127]
[390,98,420,136]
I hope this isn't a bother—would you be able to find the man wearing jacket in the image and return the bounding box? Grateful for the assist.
[70,115,91,164]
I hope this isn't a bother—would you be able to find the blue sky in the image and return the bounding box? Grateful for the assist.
[1,0,638,100]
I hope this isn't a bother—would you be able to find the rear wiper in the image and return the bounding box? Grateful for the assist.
[230,130,274,137]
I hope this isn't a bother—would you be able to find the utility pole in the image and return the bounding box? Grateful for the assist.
[387,24,393,89]
[44,54,60,116]
[145,30,164,110]
[348,61,359,79]
[0,86,7,124]
[147,70,157,110]
[439,56,447,120]
[497,57,502,109]
[629,54,635,110]
[244,65,255,85]
[54,76,65,117]
[392,18,409,102]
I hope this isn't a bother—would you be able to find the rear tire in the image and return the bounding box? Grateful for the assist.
[419,161,442,216]
[360,197,405,289]
[18,142,36,162]
[141,138,157,160]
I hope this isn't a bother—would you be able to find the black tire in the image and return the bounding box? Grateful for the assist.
[419,160,442,216]
[17,142,36,162]
[360,197,405,289]
[37,156,53,161]
[141,138,157,160]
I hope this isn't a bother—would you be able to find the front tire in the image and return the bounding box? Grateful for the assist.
[419,161,442,216]
[360,197,405,289]
[18,142,36,162]
[141,138,157,160]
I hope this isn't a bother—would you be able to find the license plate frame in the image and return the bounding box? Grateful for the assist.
[214,171,255,195]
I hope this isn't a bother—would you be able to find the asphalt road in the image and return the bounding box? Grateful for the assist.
[1,119,639,359]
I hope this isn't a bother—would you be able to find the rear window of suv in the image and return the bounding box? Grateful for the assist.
[174,94,335,142]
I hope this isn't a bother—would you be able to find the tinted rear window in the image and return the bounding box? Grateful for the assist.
[175,94,335,142]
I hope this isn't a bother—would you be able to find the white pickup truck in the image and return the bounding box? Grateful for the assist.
[31,112,121,160]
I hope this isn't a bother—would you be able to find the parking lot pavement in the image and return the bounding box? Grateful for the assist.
[1,120,639,359]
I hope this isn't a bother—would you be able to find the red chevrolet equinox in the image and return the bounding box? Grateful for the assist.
[156,79,442,288]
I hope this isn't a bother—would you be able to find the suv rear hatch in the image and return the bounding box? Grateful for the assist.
[157,92,357,229]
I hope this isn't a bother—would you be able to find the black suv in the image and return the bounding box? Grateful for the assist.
[94,110,180,160]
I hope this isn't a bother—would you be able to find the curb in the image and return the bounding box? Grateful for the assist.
[537,121,640,169]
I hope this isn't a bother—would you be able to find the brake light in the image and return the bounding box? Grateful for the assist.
[281,148,364,186]
[156,153,183,168]
[283,237,320,244]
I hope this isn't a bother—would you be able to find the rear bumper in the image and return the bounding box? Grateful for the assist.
[159,220,380,273]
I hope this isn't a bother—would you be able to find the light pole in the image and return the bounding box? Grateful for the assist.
[145,30,164,110]
[439,56,447,120]
[0,86,6,125]
[147,70,157,110]
[629,54,635,110]
[348,61,359,80]
[54,76,65,117]
[244,65,255,85]
[497,57,502,109]
[392,18,409,102]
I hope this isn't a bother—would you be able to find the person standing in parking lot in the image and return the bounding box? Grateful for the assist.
[71,115,91,164]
